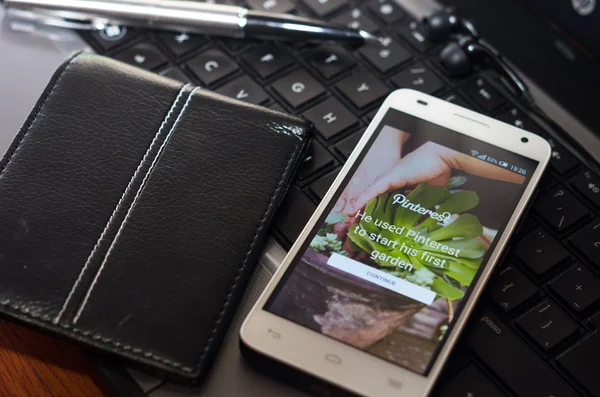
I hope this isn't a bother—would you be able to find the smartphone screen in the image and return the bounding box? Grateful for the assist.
[264,109,539,375]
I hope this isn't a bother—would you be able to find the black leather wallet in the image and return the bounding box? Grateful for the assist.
[0,52,311,382]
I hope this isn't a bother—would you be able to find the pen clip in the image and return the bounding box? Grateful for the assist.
[6,8,109,31]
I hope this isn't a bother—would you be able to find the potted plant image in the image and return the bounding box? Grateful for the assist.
[346,181,485,308]
[271,180,486,361]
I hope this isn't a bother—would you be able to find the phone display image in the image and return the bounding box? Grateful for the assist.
[265,109,538,375]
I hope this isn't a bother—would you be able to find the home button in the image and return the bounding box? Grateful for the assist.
[324,353,342,365]
[388,377,403,390]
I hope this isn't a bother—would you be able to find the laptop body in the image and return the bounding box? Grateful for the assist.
[1,1,600,396]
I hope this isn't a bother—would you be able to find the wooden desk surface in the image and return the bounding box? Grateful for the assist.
[0,320,113,397]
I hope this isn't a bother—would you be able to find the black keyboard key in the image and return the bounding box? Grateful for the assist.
[220,38,250,53]
[309,168,340,201]
[439,365,504,397]
[439,92,472,109]
[441,352,470,376]
[298,141,334,181]
[158,67,192,83]
[303,98,358,140]
[242,45,294,80]
[335,129,364,159]
[187,48,238,86]
[397,21,435,53]
[272,69,326,109]
[367,0,406,24]
[366,109,379,121]
[113,42,168,71]
[391,64,445,94]
[302,0,347,17]
[248,0,295,12]
[216,75,270,105]
[358,37,411,73]
[157,32,206,57]
[535,186,589,232]
[276,187,317,244]
[515,228,570,276]
[570,169,600,208]
[549,264,600,312]
[496,107,545,135]
[516,216,539,237]
[331,8,379,33]
[468,311,578,397]
[492,265,537,312]
[90,25,141,51]
[557,331,600,396]
[516,299,578,351]
[547,138,579,175]
[306,46,356,80]
[462,77,506,113]
[570,220,600,269]
[336,71,391,109]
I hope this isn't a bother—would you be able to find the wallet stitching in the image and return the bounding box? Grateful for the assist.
[0,76,306,373]
[194,132,303,371]
[72,86,200,324]
[54,83,192,325]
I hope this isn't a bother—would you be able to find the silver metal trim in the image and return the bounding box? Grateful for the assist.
[4,0,246,37]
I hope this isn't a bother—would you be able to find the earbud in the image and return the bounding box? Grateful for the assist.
[421,10,534,107]
[421,9,479,42]
[439,39,472,77]
[421,10,600,180]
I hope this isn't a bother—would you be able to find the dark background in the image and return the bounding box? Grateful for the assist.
[441,0,600,135]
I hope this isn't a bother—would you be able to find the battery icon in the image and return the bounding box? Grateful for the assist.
[499,161,509,167]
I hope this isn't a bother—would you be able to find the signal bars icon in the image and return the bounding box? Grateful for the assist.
[471,150,487,161]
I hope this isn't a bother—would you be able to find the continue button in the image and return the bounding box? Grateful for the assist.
[327,253,436,305]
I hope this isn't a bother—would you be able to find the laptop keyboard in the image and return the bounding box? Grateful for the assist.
[78,1,600,396]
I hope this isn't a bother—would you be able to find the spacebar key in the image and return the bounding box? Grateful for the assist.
[467,311,578,397]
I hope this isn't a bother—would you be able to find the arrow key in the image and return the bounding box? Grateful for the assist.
[438,365,504,397]
[216,75,269,105]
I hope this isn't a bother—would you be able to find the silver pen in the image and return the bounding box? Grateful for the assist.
[4,0,384,46]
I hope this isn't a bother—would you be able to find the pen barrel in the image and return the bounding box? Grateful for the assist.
[4,0,247,38]
[244,11,367,45]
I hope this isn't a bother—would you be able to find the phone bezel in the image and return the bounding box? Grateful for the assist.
[240,89,551,397]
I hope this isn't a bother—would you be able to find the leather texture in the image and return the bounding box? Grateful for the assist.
[0,52,311,382]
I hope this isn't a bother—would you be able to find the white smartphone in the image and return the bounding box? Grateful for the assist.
[241,89,551,397]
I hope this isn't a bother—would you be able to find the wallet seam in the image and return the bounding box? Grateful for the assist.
[72,86,200,324]
[194,132,303,370]
[54,82,192,325]
[0,131,303,375]
[0,65,307,375]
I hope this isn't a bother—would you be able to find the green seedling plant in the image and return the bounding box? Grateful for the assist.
[346,182,485,302]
